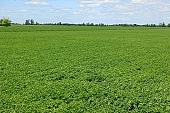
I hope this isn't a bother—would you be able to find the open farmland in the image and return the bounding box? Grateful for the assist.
[0,26,170,112]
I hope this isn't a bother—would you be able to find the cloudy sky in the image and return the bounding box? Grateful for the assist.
[0,0,170,24]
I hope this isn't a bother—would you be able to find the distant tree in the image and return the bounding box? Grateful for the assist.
[145,23,149,27]
[99,23,105,26]
[162,22,166,27]
[123,24,129,27]
[90,23,94,26]
[57,22,62,25]
[86,22,90,26]
[0,18,12,26]
[30,19,34,25]
[167,23,170,27]
[0,19,2,26]
[159,22,166,27]
[133,24,137,27]
[25,19,30,25]
[151,24,156,27]
[159,23,162,27]
[35,22,39,25]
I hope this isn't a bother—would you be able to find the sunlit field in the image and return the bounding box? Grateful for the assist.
[0,26,170,112]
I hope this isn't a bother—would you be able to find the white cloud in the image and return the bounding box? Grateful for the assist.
[0,9,27,13]
[79,0,119,7]
[73,11,80,15]
[131,0,146,3]
[0,9,12,13]
[47,7,71,13]
[123,12,133,15]
[162,7,170,12]
[131,0,162,4]
[47,8,60,13]
[74,0,170,24]
[62,8,71,11]
[25,0,49,6]
[19,10,27,12]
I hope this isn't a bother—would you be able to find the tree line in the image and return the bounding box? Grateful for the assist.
[2,18,170,27]
[145,22,170,27]
[23,19,170,27]
[24,19,40,25]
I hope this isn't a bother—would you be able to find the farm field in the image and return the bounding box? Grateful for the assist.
[0,26,170,112]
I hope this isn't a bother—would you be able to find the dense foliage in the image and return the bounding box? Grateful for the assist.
[0,26,170,112]
[0,18,11,26]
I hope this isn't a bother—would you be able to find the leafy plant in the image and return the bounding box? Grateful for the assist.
[0,26,170,112]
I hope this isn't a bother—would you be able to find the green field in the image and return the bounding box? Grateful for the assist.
[0,26,170,112]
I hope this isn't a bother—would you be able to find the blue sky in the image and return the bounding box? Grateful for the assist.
[0,0,170,24]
